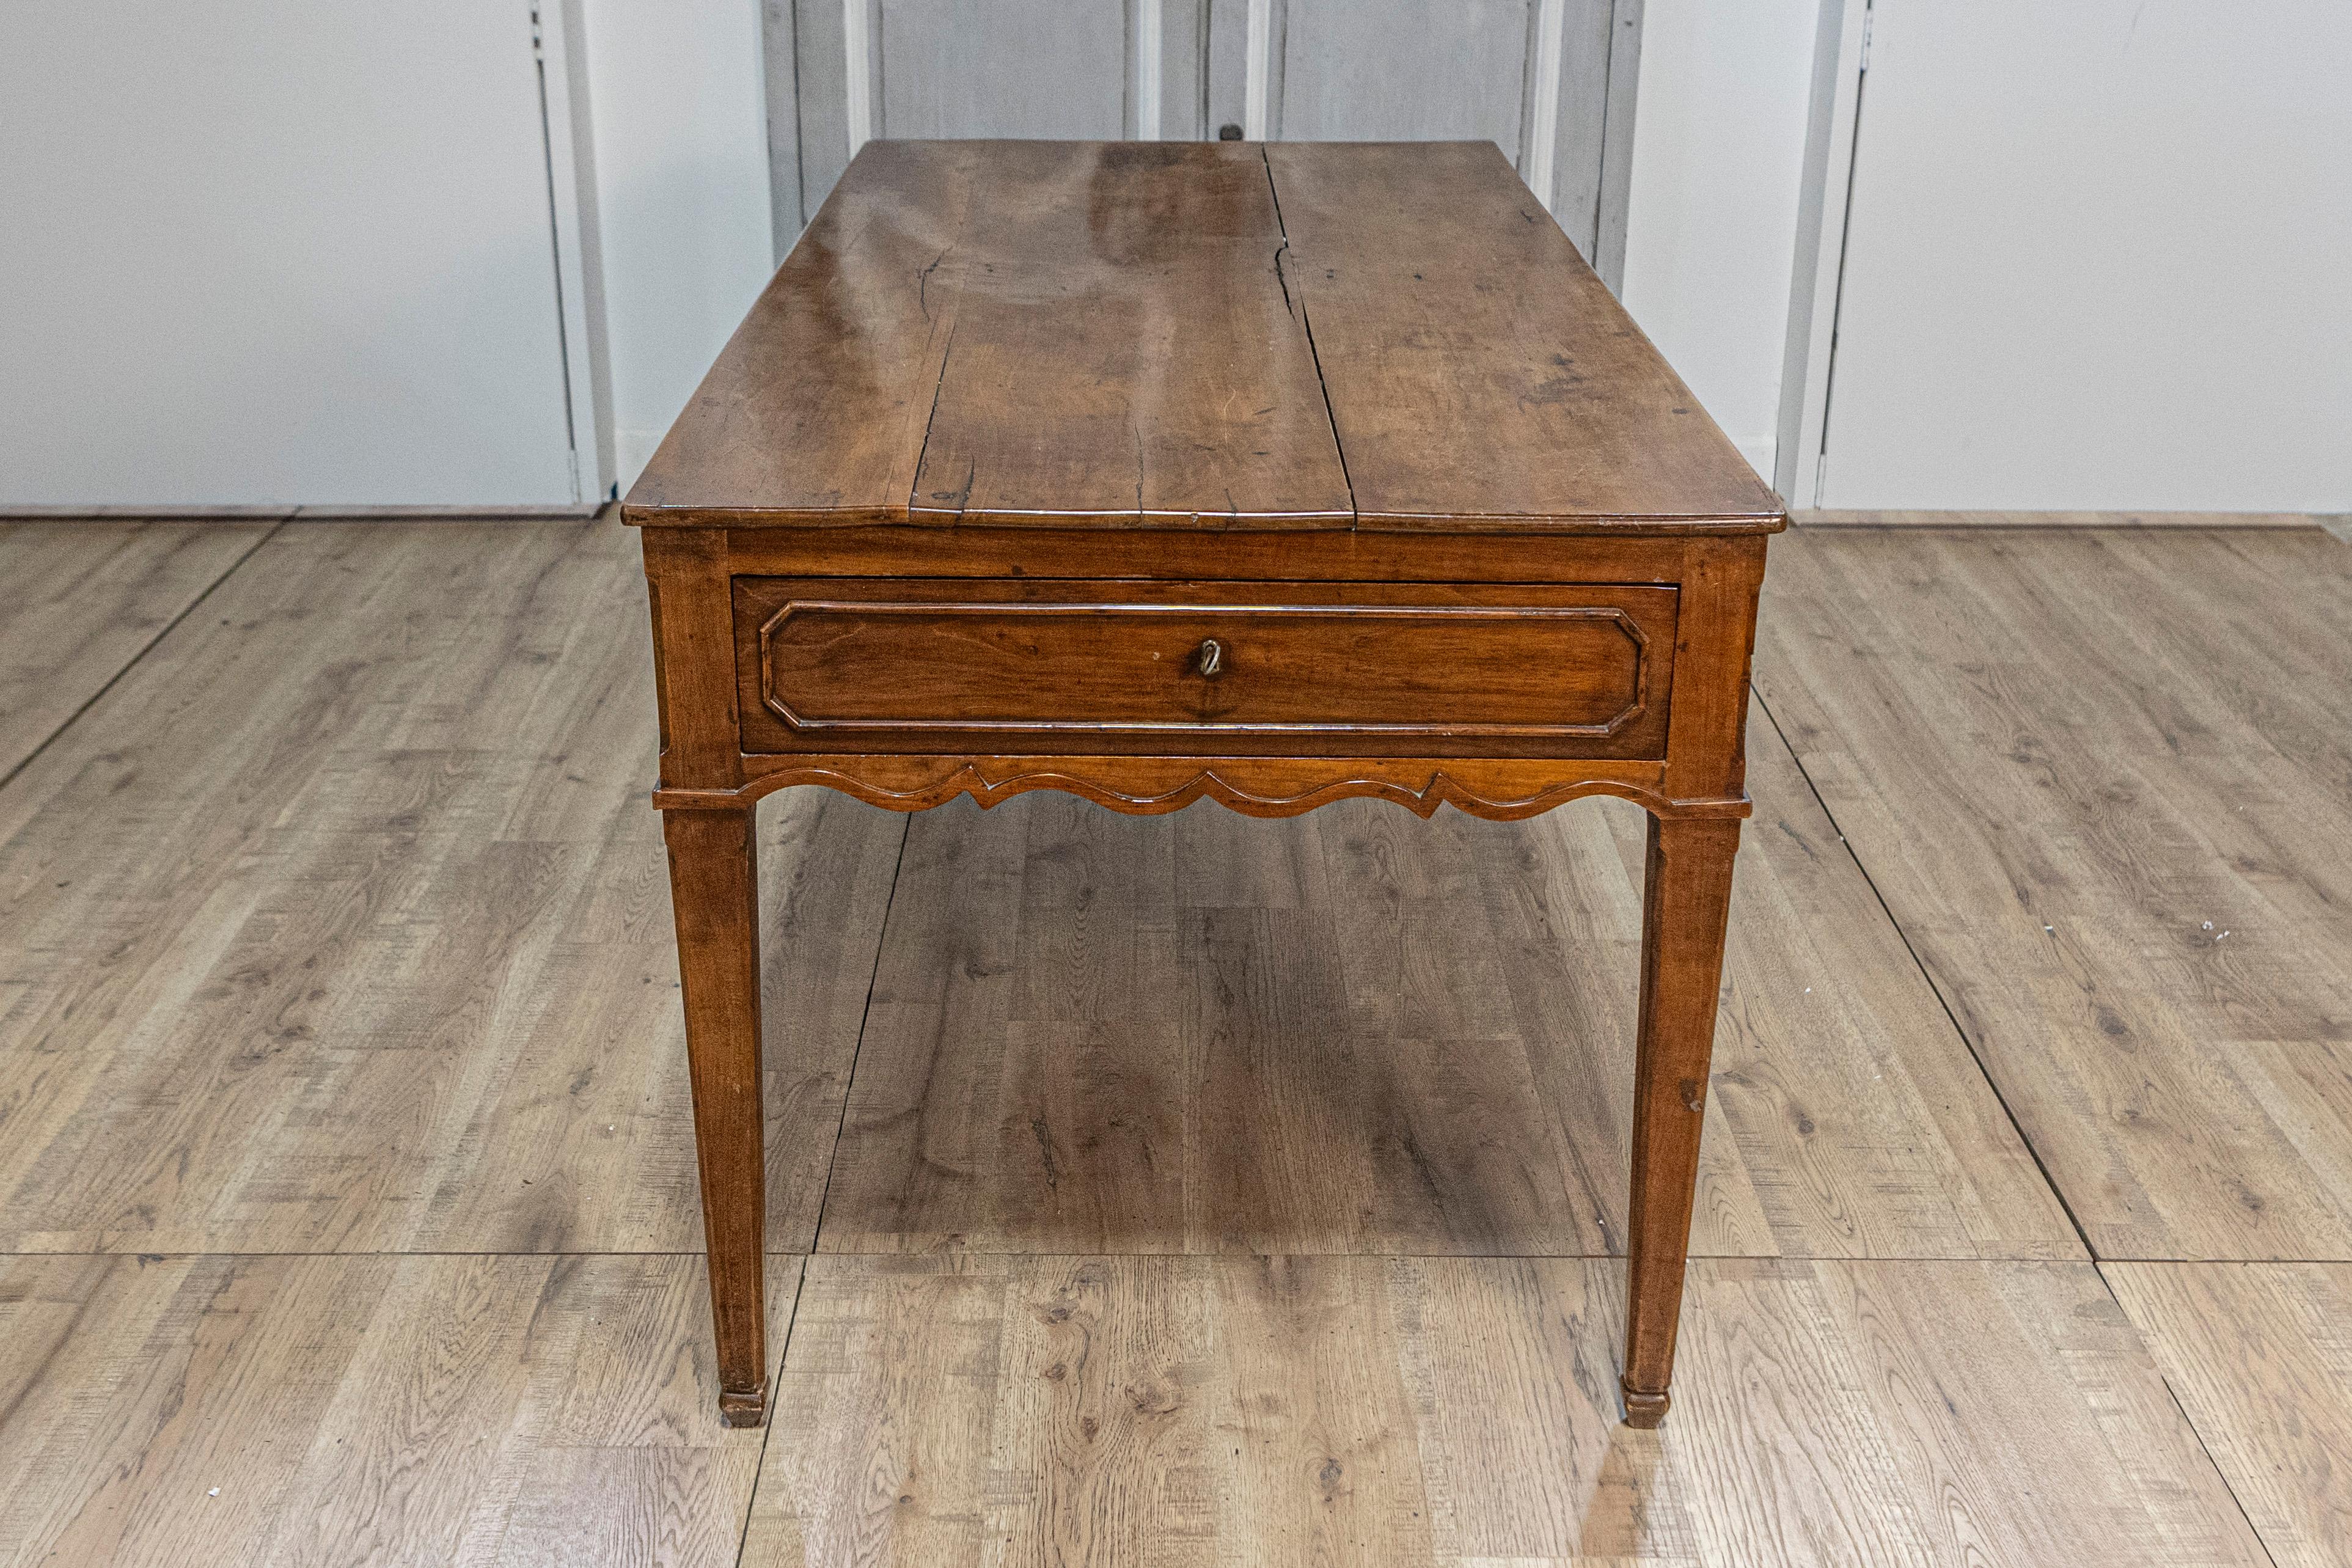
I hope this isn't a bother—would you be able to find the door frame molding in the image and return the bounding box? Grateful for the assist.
[1773,0,1869,508]
[538,0,617,504]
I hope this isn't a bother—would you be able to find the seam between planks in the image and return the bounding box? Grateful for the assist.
[804,813,914,1250]
[0,517,287,800]
[1751,689,2099,1262]
[2095,1261,2284,1568]
[728,813,915,1562]
[1754,683,2290,1564]
[732,1252,810,1568]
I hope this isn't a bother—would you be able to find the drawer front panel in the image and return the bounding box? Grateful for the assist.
[731,579,1677,758]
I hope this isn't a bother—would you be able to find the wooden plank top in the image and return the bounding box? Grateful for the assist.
[625,140,1782,534]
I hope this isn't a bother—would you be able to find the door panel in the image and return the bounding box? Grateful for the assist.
[1819,0,2352,511]
[0,0,579,508]
[778,0,1636,266]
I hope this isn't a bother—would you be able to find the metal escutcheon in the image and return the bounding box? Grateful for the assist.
[1195,637,1225,678]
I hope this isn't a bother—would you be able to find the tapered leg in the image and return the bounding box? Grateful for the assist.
[662,805,769,1426]
[1621,814,1741,1428]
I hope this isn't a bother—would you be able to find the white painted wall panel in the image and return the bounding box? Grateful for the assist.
[0,1,579,508]
[1619,0,1817,486]
[786,0,1627,254]
[878,0,1133,140]
[1272,0,1535,158]
[1821,0,2352,511]
[580,0,776,488]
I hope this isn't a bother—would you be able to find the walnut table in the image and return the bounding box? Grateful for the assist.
[625,140,1784,1429]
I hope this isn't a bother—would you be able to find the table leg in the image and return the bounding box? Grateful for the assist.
[1621,814,1740,1429]
[662,805,769,1427]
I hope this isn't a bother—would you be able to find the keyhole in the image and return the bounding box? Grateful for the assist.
[1196,637,1225,678]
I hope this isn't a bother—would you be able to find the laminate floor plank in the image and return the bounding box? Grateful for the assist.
[0,1251,793,1568]
[0,516,898,1254]
[1754,528,2352,1259]
[813,700,2077,1261]
[2105,1262,2352,1568]
[745,1255,2263,1568]
[0,519,273,780]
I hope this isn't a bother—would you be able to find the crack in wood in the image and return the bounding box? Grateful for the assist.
[1260,147,1358,529]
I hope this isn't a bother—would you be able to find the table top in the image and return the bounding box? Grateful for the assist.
[624,139,1781,535]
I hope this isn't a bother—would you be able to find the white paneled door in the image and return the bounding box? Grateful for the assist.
[772,0,1640,278]
[1,1,592,510]
[1816,0,2352,512]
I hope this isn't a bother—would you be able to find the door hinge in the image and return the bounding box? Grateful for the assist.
[1858,3,1874,72]
[530,2,546,60]
[1814,451,1830,505]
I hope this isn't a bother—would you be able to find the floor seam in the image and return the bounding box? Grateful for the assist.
[732,1253,807,1568]
[2095,1259,2283,1568]
[1753,677,2293,1565]
[0,517,285,799]
[803,813,913,1252]
[1751,687,2101,1264]
[728,810,912,1563]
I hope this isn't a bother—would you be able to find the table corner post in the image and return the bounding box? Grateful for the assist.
[662,803,771,1426]
[1621,810,1742,1429]
[643,524,769,1424]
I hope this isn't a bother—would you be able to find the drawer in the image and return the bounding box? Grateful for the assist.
[730,578,1678,758]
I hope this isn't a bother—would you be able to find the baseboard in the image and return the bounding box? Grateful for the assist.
[286,504,603,519]
[1792,508,2336,530]
[0,505,300,519]
[2,504,603,522]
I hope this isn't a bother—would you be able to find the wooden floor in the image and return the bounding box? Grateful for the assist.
[1,514,2346,1566]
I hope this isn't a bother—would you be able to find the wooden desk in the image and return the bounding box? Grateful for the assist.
[625,140,1783,1429]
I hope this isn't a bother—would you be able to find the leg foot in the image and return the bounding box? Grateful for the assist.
[718,1385,768,1428]
[1621,1379,1671,1429]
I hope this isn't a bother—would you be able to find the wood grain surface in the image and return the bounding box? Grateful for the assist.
[746,1255,2265,1568]
[0,1253,793,1567]
[623,141,982,527]
[903,142,1352,529]
[664,805,776,1422]
[2105,1262,2352,1568]
[1754,527,2352,1259]
[623,141,1776,533]
[0,519,272,780]
[1266,141,1781,529]
[0,518,898,1255]
[731,576,1679,758]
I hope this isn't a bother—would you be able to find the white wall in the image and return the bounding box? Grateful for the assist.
[0,0,582,510]
[577,0,776,491]
[1618,0,1818,486]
